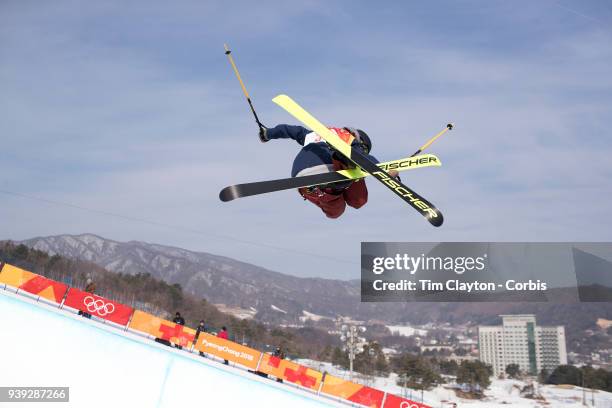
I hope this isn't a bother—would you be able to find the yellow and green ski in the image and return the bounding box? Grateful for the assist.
[219,153,441,202]
[271,94,444,227]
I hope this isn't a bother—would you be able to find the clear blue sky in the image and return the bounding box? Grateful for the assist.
[1,1,611,279]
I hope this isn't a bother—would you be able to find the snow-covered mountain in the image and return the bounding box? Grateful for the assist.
[21,234,361,322]
[18,234,612,333]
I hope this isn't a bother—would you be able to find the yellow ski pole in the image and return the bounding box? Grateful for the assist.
[224,44,266,131]
[411,123,454,157]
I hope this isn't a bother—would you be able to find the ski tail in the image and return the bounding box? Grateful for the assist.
[219,153,441,202]
[219,171,349,202]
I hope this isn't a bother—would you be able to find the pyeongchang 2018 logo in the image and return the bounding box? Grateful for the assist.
[83,296,115,316]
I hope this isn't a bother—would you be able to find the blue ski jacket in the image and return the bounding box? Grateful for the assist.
[266,124,378,177]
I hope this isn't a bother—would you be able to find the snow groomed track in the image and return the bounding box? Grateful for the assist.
[0,290,349,407]
[0,263,429,408]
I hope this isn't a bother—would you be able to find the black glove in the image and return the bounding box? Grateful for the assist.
[259,127,269,143]
[332,150,354,169]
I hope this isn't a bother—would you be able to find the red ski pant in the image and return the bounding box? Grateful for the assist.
[299,179,368,219]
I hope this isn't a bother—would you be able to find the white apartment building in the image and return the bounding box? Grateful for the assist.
[478,315,567,376]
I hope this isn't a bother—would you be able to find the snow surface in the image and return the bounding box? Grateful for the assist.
[271,304,288,314]
[386,325,428,337]
[0,290,346,408]
[301,310,332,322]
[214,303,257,320]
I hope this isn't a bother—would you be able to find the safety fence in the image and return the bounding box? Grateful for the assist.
[0,261,430,408]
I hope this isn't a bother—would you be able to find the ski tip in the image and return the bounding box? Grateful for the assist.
[272,94,290,104]
[426,154,442,166]
[428,211,444,227]
[219,186,238,202]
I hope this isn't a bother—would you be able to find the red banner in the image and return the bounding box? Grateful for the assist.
[258,354,323,390]
[19,275,68,303]
[63,288,133,325]
[347,386,385,408]
[128,310,197,347]
[384,394,431,408]
[0,264,68,304]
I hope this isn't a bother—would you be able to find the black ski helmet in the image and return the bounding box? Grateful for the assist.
[344,127,372,154]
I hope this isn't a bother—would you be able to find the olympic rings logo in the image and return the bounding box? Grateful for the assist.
[83,296,115,316]
[400,403,422,408]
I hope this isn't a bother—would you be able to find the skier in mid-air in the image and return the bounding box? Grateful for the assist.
[259,125,397,219]
[223,45,445,226]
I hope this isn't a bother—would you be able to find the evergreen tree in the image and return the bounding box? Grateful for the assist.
[547,365,581,386]
[439,359,459,376]
[582,366,610,391]
[318,345,333,362]
[393,354,441,391]
[505,363,521,379]
[353,342,390,377]
[331,346,349,369]
[456,361,491,395]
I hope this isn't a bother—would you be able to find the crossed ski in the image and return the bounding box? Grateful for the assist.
[270,95,444,227]
[219,94,445,227]
[219,153,441,202]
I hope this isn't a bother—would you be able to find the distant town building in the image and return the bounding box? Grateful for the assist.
[447,353,479,363]
[420,344,454,353]
[478,315,567,376]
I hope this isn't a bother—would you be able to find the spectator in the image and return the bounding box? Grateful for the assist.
[79,278,96,319]
[195,320,207,357]
[217,326,229,365]
[172,312,185,350]
[272,346,285,359]
[272,346,285,382]
[217,326,229,339]
[85,278,96,294]
[173,312,185,326]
